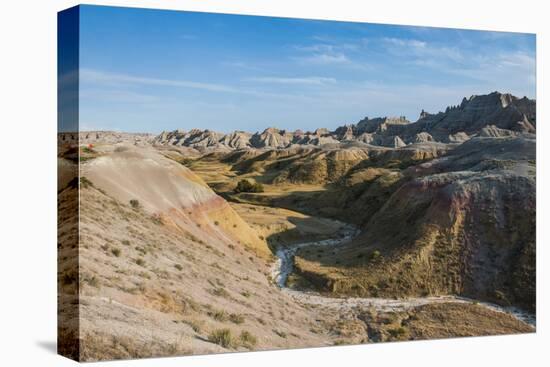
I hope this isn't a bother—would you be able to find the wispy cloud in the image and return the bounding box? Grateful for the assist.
[79,68,320,103]
[447,51,535,89]
[295,52,350,65]
[496,51,535,69]
[381,37,534,86]
[246,76,337,85]
[80,68,241,93]
[75,5,537,135]
[292,40,370,69]
[80,122,122,132]
[382,37,464,62]
[80,89,161,103]
[383,37,427,49]
[294,44,335,53]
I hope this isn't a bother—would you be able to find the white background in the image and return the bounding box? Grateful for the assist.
[0,0,547,365]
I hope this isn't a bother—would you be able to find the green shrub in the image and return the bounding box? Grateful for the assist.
[239,331,257,348]
[208,309,228,322]
[174,264,183,271]
[252,182,264,192]
[388,326,407,338]
[85,276,100,288]
[211,287,229,298]
[184,319,202,333]
[234,179,264,193]
[111,248,121,257]
[129,199,140,209]
[79,156,95,163]
[80,176,94,189]
[229,313,245,324]
[209,329,233,348]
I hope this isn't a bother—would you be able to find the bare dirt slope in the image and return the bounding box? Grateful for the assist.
[84,145,269,258]
[76,145,339,360]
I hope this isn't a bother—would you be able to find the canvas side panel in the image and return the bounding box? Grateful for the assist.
[57,5,80,361]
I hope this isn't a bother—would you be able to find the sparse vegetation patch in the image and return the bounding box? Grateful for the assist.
[234,179,264,193]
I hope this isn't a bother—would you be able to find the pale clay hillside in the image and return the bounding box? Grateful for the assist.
[58,92,535,361]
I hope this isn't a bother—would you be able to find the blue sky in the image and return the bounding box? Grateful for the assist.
[77,5,536,133]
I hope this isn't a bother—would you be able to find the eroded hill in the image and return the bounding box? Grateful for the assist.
[293,135,535,312]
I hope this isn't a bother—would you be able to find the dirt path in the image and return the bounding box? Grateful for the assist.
[270,221,536,327]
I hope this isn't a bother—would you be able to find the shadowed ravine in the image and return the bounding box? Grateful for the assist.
[269,219,536,326]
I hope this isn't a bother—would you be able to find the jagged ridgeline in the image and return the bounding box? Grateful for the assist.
[146,91,535,150]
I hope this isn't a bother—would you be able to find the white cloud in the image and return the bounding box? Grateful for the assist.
[79,68,323,104]
[383,37,427,49]
[496,51,535,69]
[80,68,241,93]
[382,37,464,63]
[246,76,337,85]
[297,52,350,65]
[446,51,536,95]
[80,89,160,103]
[291,38,371,69]
[80,121,122,132]
[293,40,356,66]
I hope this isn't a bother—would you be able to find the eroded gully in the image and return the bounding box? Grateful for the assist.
[269,222,535,326]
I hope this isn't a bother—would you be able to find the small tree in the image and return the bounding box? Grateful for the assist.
[129,199,140,209]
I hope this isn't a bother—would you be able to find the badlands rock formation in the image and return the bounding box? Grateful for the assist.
[59,91,536,360]
[80,131,154,145]
[293,134,536,312]
[151,92,534,151]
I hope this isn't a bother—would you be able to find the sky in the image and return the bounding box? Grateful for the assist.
[76,5,536,133]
